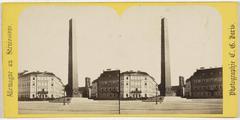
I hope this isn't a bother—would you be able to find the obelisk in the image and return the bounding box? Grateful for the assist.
[66,19,79,97]
[159,18,172,96]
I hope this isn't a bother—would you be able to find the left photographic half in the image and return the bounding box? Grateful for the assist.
[18,6,120,114]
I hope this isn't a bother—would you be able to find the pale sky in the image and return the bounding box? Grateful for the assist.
[19,6,222,86]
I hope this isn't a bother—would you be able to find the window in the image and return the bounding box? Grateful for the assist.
[32,83,35,86]
[145,94,147,97]
[126,94,128,97]
[126,77,128,80]
[126,83,128,85]
[33,77,35,80]
[32,94,35,98]
[51,84,53,86]
[51,94,53,98]
[145,83,147,85]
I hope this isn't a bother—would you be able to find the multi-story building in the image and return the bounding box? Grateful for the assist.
[120,71,159,99]
[18,71,65,100]
[185,67,222,98]
[90,70,158,100]
[94,69,120,100]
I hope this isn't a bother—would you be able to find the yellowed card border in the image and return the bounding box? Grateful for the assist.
[2,2,238,118]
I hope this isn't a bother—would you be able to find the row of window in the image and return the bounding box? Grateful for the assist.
[197,71,222,76]
[100,93,119,97]
[19,82,31,87]
[193,78,222,84]
[192,91,222,96]
[192,85,222,91]
[18,92,30,95]
[125,82,148,85]
[131,94,141,98]
[19,95,30,98]
[125,94,148,97]
[125,76,148,80]
[99,81,118,86]
[100,87,119,92]
[32,94,55,98]
[32,77,54,81]
[32,83,54,86]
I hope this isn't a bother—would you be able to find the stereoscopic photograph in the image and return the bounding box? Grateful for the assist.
[18,6,223,114]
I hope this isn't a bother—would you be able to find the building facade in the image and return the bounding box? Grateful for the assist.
[95,70,120,100]
[90,80,98,99]
[185,67,222,98]
[90,70,159,100]
[120,71,159,99]
[185,78,191,98]
[18,71,65,100]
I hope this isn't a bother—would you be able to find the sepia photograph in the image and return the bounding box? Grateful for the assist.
[18,6,223,114]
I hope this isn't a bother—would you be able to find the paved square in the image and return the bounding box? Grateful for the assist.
[18,98,222,114]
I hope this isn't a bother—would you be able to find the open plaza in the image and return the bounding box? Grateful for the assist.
[19,97,222,114]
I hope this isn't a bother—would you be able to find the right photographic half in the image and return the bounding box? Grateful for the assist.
[118,6,222,114]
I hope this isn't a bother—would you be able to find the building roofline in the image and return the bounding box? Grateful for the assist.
[121,70,158,85]
[185,67,222,83]
[18,71,65,86]
[121,70,149,76]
